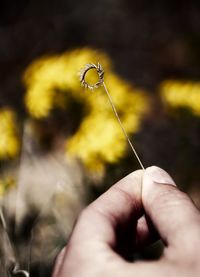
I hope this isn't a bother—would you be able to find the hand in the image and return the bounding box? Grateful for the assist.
[52,166,200,277]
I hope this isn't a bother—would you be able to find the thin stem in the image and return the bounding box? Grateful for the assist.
[102,82,145,170]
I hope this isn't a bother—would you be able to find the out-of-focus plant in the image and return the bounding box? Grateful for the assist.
[161,80,200,116]
[24,48,111,118]
[24,48,148,173]
[0,175,16,197]
[0,108,20,159]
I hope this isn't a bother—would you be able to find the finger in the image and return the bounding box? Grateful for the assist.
[52,247,66,277]
[56,170,145,276]
[135,215,158,249]
[142,166,200,254]
[55,170,163,276]
[71,170,144,246]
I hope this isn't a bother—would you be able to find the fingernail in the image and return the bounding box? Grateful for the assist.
[145,166,176,186]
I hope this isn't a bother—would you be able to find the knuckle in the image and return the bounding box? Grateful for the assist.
[112,186,134,207]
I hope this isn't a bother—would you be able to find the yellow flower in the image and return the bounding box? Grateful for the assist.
[161,80,200,115]
[0,108,20,159]
[24,48,112,118]
[24,48,148,172]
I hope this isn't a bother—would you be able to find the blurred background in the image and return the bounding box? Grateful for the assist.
[1,0,200,276]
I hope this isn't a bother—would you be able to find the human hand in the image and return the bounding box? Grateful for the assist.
[52,166,200,277]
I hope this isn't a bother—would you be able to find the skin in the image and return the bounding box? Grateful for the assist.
[52,166,200,277]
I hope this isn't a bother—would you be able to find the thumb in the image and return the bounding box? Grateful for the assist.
[142,166,200,252]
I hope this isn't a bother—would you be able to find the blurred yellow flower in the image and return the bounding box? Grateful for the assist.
[0,108,20,159]
[24,48,148,172]
[24,48,111,118]
[161,80,200,115]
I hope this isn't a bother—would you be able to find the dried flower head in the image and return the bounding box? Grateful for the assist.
[80,63,104,90]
